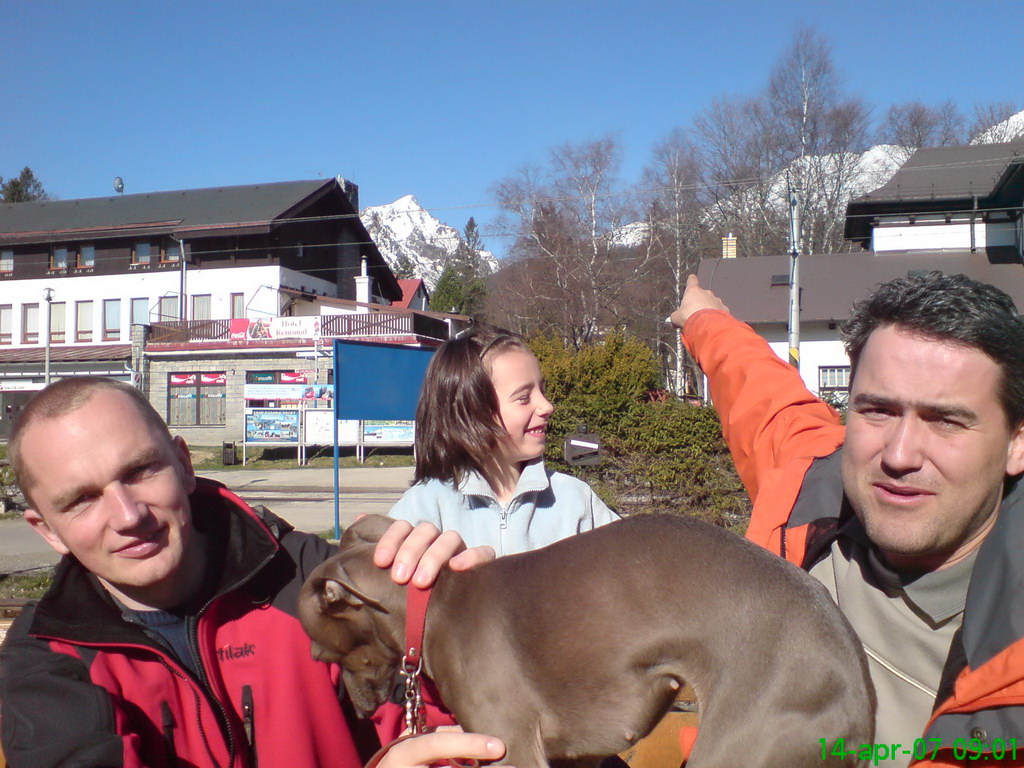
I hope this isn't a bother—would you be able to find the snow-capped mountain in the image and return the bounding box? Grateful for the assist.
[362,112,1024,283]
[971,108,1024,145]
[361,195,495,291]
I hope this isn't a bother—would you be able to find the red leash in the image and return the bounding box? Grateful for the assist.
[363,584,479,768]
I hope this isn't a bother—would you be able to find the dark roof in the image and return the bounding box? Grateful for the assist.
[695,251,1024,326]
[0,179,336,241]
[846,142,1024,242]
[0,344,131,364]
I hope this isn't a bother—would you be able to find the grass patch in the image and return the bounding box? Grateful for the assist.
[0,567,54,601]
[189,446,414,472]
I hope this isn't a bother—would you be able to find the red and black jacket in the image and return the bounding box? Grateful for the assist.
[0,478,380,768]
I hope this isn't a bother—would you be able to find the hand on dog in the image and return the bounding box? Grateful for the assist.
[372,518,496,588]
[379,728,507,768]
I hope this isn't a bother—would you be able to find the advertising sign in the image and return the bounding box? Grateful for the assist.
[230,316,322,341]
[244,384,334,401]
[362,421,415,443]
[304,412,360,445]
[245,409,300,443]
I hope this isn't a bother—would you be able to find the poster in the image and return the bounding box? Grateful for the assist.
[362,420,415,443]
[244,409,300,443]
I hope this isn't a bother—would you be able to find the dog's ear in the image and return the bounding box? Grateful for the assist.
[321,575,388,613]
[340,514,393,547]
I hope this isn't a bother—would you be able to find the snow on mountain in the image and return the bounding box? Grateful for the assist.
[971,108,1024,145]
[361,195,496,291]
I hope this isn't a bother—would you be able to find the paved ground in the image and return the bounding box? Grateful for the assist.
[0,465,415,574]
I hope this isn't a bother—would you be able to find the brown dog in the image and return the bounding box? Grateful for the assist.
[298,514,875,768]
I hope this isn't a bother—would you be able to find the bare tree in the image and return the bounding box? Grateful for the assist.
[969,101,1024,144]
[880,100,966,155]
[693,95,789,257]
[637,129,706,395]
[766,26,872,253]
[491,136,653,348]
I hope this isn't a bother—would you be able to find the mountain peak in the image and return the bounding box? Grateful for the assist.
[361,196,496,292]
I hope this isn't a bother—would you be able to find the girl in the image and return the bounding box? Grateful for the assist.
[388,325,618,555]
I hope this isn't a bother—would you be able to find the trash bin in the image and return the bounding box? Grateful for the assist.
[222,441,237,466]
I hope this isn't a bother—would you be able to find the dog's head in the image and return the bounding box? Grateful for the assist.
[298,515,407,717]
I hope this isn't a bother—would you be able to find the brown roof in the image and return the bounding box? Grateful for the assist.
[695,251,1024,326]
[0,344,131,363]
[845,142,1024,242]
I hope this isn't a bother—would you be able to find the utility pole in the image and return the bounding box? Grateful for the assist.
[43,287,54,385]
[787,186,802,370]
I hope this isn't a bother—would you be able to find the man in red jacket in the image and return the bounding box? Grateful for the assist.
[672,271,1024,766]
[0,376,504,768]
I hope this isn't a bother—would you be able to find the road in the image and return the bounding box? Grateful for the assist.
[0,465,414,574]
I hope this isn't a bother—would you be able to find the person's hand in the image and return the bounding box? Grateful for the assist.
[376,730,507,768]
[373,520,496,588]
[669,274,729,329]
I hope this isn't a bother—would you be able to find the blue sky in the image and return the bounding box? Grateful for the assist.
[4,0,1021,256]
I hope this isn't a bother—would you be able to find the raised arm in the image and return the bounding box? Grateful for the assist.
[670,275,844,502]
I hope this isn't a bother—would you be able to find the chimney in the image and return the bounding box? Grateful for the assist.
[722,232,737,259]
[354,255,373,309]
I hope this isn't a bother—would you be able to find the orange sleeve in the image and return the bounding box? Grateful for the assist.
[682,309,845,505]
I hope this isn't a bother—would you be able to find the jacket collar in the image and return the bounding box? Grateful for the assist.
[456,458,550,501]
[28,477,281,645]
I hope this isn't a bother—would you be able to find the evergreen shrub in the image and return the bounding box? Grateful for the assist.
[530,332,750,532]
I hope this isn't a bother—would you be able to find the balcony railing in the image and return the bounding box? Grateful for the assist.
[148,312,449,345]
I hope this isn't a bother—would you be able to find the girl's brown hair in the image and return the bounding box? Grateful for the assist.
[413,325,530,486]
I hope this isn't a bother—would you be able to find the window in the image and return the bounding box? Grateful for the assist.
[0,305,11,344]
[168,372,227,426]
[132,242,152,265]
[22,304,38,343]
[75,301,93,342]
[1,249,13,273]
[819,366,851,390]
[157,295,179,321]
[230,293,245,319]
[192,294,211,321]
[51,246,69,270]
[49,302,65,343]
[131,297,149,326]
[103,299,121,341]
[78,244,95,268]
[163,241,181,263]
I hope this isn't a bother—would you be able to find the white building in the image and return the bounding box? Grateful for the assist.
[0,178,462,442]
[696,140,1024,401]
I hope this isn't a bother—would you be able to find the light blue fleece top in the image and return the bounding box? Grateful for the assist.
[387,458,619,556]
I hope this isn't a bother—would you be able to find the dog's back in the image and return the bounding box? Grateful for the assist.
[426,515,875,768]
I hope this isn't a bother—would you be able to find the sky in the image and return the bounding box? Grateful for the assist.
[4,0,1022,257]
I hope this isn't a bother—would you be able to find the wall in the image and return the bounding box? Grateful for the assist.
[758,323,849,397]
[872,218,1017,252]
[146,348,333,446]
[0,265,337,352]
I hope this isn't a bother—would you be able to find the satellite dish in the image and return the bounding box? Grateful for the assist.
[113,177,124,194]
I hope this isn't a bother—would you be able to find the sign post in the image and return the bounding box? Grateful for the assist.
[332,340,437,539]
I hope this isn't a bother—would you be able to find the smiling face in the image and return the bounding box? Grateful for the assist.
[20,388,203,609]
[841,324,1024,572]
[487,348,554,473]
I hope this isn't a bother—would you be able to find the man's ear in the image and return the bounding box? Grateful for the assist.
[1006,421,1024,477]
[24,508,71,556]
[172,435,197,494]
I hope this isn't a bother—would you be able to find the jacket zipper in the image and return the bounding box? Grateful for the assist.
[161,702,180,767]
[188,613,239,767]
[242,685,258,767]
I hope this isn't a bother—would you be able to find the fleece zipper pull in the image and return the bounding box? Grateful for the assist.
[161,702,179,767]
[242,685,258,767]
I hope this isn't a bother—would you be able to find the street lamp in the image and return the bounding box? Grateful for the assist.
[43,287,54,385]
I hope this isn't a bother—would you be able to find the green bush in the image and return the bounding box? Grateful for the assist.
[530,333,750,532]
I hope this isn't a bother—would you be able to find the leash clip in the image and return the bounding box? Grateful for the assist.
[400,649,425,735]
